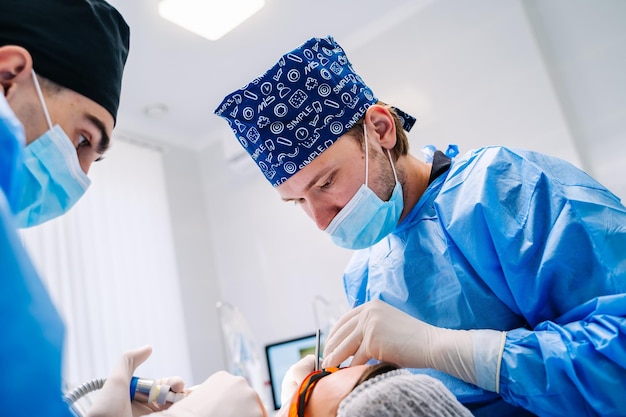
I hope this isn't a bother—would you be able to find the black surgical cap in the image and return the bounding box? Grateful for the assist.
[0,0,130,123]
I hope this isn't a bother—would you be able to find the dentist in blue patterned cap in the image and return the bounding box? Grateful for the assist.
[215,35,626,417]
[0,2,265,417]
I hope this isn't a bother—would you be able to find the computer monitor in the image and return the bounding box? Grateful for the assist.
[265,333,317,410]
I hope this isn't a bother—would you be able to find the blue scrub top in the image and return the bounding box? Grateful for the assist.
[344,147,626,416]
[1,98,73,417]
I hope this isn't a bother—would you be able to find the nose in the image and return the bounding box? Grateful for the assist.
[77,153,92,175]
[304,199,339,231]
[76,146,100,175]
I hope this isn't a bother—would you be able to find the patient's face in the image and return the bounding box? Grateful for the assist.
[292,365,369,417]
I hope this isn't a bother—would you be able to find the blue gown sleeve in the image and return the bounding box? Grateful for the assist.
[441,147,626,416]
[0,192,74,417]
[1,113,73,416]
[0,95,25,212]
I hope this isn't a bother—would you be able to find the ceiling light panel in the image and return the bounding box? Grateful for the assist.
[159,0,265,41]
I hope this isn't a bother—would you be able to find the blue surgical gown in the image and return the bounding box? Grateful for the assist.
[1,98,73,417]
[344,146,626,417]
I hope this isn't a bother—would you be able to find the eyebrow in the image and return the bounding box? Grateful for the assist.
[85,113,111,154]
[280,169,334,202]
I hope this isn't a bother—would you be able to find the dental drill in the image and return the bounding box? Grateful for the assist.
[130,376,187,405]
[64,376,187,413]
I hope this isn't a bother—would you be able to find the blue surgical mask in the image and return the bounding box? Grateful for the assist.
[15,71,91,228]
[325,126,404,250]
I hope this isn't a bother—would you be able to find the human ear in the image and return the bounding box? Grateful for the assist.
[363,105,397,150]
[0,45,33,97]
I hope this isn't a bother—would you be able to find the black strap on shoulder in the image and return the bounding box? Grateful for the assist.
[428,150,452,185]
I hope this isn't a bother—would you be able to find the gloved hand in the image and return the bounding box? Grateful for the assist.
[275,354,317,416]
[321,299,506,392]
[87,345,186,417]
[153,371,267,417]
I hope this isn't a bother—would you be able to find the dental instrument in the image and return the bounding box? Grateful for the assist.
[64,376,187,409]
[314,328,321,371]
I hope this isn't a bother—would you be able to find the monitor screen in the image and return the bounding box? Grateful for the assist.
[265,333,317,410]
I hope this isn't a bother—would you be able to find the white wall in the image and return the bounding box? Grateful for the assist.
[343,0,582,162]
[163,0,626,383]
[523,0,626,198]
[23,140,193,388]
[161,146,226,382]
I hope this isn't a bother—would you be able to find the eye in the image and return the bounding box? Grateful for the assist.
[77,133,105,162]
[320,179,332,189]
[78,134,91,148]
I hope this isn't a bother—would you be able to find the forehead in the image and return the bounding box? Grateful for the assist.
[55,87,115,135]
[306,365,368,416]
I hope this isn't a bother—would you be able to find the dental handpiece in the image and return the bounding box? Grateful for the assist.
[130,377,187,405]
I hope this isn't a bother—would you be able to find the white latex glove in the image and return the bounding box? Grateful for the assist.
[87,346,186,417]
[275,354,317,416]
[321,299,506,392]
[153,371,267,417]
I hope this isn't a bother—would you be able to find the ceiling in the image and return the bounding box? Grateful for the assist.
[107,0,427,151]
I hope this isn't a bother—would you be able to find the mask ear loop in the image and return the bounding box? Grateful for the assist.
[31,70,53,130]
[364,123,399,186]
[363,123,369,187]
[388,149,399,183]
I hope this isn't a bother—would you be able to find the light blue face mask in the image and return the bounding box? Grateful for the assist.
[15,71,91,228]
[325,126,404,250]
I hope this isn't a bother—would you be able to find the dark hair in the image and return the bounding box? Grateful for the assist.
[38,75,63,95]
[352,362,401,390]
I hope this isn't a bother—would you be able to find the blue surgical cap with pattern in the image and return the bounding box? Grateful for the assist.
[214,36,378,187]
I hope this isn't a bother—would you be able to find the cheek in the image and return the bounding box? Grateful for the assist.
[47,112,76,144]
